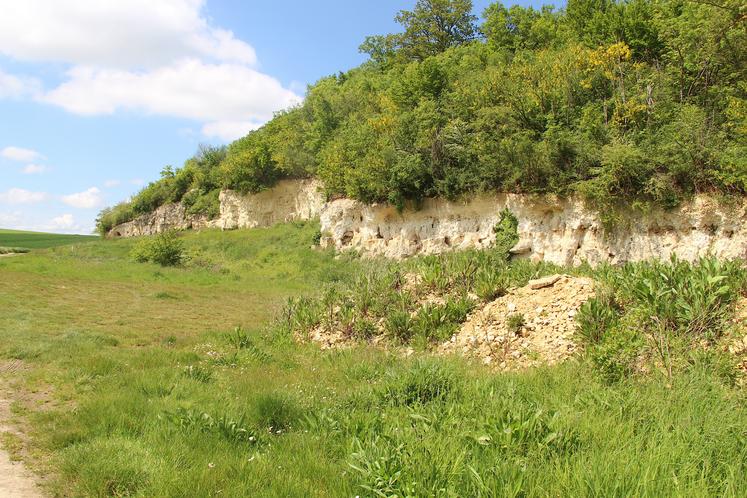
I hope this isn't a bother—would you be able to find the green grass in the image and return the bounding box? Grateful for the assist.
[0,228,97,250]
[1,222,746,496]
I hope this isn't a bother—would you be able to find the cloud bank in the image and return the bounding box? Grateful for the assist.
[0,0,300,141]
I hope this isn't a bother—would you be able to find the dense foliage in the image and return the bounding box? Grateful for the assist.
[97,0,747,233]
[130,230,186,266]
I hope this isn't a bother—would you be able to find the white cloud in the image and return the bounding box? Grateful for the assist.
[49,213,76,230]
[104,179,121,188]
[22,163,47,174]
[2,146,44,162]
[40,60,301,133]
[0,188,48,204]
[61,187,104,209]
[0,69,40,99]
[130,179,145,186]
[0,1,299,142]
[0,0,256,68]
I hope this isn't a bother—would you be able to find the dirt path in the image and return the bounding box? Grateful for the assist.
[0,362,44,497]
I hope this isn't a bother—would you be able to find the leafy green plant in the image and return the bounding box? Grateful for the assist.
[384,310,414,342]
[162,408,259,445]
[474,269,508,301]
[351,318,378,340]
[131,230,185,267]
[506,313,525,336]
[380,359,460,406]
[576,294,620,345]
[182,365,213,383]
[494,208,519,258]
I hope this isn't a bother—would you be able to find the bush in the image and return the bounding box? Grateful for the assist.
[589,327,642,383]
[494,208,519,258]
[576,294,620,345]
[130,231,185,267]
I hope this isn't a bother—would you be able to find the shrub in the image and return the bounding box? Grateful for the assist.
[474,269,508,301]
[130,231,185,267]
[589,328,642,383]
[576,294,620,345]
[494,208,519,259]
[615,256,745,340]
[352,318,378,340]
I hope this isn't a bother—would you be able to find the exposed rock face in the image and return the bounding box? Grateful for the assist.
[107,203,214,238]
[108,179,325,237]
[214,179,325,230]
[319,194,747,265]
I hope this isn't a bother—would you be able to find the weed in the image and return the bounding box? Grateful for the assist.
[507,313,525,336]
[254,392,301,432]
[380,360,460,406]
[182,365,213,383]
[162,408,259,445]
[385,310,414,342]
[576,294,620,345]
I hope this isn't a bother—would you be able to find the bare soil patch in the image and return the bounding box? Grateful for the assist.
[0,360,44,497]
[442,274,595,369]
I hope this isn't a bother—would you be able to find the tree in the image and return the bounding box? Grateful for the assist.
[361,0,478,63]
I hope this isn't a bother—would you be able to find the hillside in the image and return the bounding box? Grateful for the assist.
[97,0,747,235]
[0,229,97,250]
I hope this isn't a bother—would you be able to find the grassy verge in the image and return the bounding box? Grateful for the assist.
[1,222,746,496]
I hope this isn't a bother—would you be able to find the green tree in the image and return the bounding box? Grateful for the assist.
[361,0,478,63]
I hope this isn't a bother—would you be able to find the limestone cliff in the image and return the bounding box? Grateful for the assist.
[108,179,325,238]
[319,194,747,266]
[108,178,746,267]
[214,179,325,230]
[106,202,214,238]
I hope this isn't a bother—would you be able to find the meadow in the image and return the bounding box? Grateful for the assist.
[1,222,746,497]
[0,229,96,251]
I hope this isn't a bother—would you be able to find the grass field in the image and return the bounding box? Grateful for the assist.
[1,222,746,497]
[0,229,97,250]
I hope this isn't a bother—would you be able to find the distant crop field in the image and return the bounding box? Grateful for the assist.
[0,229,97,249]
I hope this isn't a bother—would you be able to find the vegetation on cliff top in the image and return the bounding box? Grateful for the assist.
[97,0,747,234]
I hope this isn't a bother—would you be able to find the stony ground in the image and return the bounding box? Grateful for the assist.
[442,274,595,369]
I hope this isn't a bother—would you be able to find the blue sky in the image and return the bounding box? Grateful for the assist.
[0,0,545,234]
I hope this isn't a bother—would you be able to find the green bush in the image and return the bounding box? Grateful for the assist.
[494,208,519,258]
[385,310,414,342]
[130,231,185,267]
[576,293,620,345]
